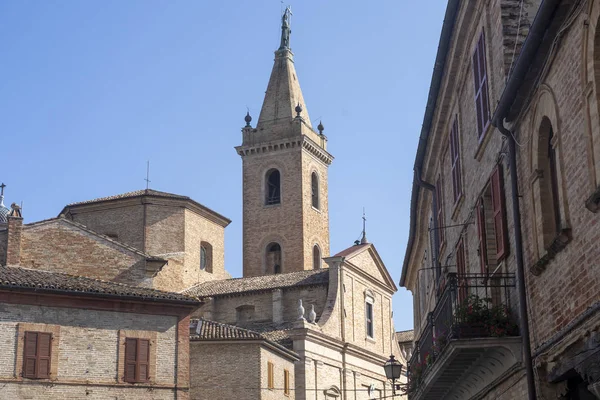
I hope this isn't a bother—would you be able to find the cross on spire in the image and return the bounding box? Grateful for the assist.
[361,208,368,244]
[0,183,5,197]
[145,161,151,190]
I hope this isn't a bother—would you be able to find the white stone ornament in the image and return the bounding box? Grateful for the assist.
[308,304,317,323]
[297,299,305,320]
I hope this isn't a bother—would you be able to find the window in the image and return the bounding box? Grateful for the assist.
[473,30,490,138]
[200,241,213,272]
[311,172,319,209]
[476,165,509,272]
[456,237,467,303]
[449,117,462,203]
[313,245,321,269]
[265,169,281,205]
[124,338,150,383]
[267,361,274,390]
[365,295,374,339]
[23,331,52,379]
[266,242,282,274]
[284,369,291,396]
[548,126,561,235]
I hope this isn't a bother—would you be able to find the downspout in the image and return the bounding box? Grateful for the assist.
[495,122,537,400]
[338,259,348,399]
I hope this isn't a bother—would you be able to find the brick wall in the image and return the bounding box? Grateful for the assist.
[0,302,181,399]
[0,230,7,265]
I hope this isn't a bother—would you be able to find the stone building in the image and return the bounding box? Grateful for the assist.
[402,0,600,399]
[0,8,407,400]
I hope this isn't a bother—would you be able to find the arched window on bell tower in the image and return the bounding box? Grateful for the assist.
[266,242,282,274]
[313,245,321,269]
[265,169,281,205]
[311,172,319,209]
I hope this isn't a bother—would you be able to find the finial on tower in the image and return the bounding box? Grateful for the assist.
[279,6,292,50]
[317,121,324,135]
[245,110,252,127]
[0,183,5,199]
[295,102,303,118]
[360,208,368,244]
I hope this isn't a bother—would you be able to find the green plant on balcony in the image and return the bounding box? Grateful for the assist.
[454,295,518,338]
[432,331,449,355]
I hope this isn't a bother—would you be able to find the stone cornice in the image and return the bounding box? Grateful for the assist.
[235,135,334,166]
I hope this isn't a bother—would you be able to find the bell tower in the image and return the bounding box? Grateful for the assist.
[236,8,333,277]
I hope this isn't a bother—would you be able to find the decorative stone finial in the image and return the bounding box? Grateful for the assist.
[9,203,22,218]
[244,111,252,127]
[295,103,303,118]
[297,299,305,321]
[308,304,317,324]
[279,6,292,50]
[317,121,324,135]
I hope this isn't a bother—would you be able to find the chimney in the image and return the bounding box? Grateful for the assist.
[6,203,23,266]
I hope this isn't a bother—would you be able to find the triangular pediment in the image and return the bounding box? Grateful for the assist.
[334,243,397,292]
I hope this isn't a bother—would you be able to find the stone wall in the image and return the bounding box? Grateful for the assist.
[0,302,182,400]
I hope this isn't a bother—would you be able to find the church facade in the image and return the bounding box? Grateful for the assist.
[0,10,406,400]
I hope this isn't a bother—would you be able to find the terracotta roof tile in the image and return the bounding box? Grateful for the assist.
[184,269,329,298]
[0,265,199,304]
[333,243,370,258]
[396,330,414,343]
[191,319,263,340]
[67,189,188,206]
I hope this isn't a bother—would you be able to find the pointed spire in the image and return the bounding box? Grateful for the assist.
[360,208,369,244]
[256,8,312,132]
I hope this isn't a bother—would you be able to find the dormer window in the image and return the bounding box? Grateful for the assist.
[265,169,281,205]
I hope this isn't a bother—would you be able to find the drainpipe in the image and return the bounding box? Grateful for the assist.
[495,122,537,400]
[415,168,440,280]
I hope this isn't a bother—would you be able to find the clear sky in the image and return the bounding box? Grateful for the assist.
[0,1,447,331]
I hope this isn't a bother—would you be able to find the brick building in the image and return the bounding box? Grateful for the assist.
[0,8,407,400]
[402,0,600,399]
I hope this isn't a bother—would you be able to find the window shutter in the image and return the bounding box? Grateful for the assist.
[138,339,150,382]
[268,362,274,389]
[456,238,467,302]
[476,198,487,273]
[491,165,508,261]
[473,31,490,138]
[37,333,52,378]
[125,338,137,382]
[436,177,444,246]
[450,118,462,202]
[23,332,37,378]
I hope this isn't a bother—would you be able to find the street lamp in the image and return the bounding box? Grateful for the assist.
[383,354,403,396]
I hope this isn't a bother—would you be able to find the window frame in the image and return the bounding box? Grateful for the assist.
[22,331,52,379]
[313,244,321,269]
[124,337,151,383]
[265,169,282,206]
[449,116,462,204]
[284,369,291,396]
[267,361,275,390]
[311,172,320,210]
[365,293,375,339]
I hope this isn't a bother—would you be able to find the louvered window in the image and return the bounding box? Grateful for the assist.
[23,331,52,379]
[473,31,490,139]
[125,338,150,383]
[449,117,462,203]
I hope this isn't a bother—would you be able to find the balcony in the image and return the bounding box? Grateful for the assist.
[408,273,522,400]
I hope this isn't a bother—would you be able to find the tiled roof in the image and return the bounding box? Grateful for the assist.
[184,269,329,298]
[333,243,370,258]
[0,265,199,305]
[67,189,188,206]
[396,330,414,343]
[191,319,263,340]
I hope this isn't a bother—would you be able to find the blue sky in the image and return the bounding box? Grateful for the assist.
[0,1,446,331]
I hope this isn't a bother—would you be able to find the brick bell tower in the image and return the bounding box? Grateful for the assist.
[235,7,333,277]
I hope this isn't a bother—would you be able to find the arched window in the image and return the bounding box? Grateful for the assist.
[200,241,213,273]
[311,172,319,209]
[265,169,281,205]
[266,242,282,274]
[313,245,321,269]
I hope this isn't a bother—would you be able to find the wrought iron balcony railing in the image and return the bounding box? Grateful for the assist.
[407,272,518,394]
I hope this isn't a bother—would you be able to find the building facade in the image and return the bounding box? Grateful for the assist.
[402,0,600,399]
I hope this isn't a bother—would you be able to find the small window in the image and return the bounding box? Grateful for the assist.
[284,369,291,396]
[23,331,52,379]
[125,338,150,383]
[311,172,319,209]
[265,169,281,205]
[266,242,282,274]
[200,241,213,273]
[365,302,374,338]
[313,245,321,269]
[267,361,275,390]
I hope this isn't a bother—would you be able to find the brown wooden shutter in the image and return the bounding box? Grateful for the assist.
[456,238,467,302]
[37,333,52,378]
[436,176,445,246]
[125,338,137,382]
[473,31,490,138]
[476,197,487,273]
[491,165,508,261]
[23,332,38,378]
[450,117,462,203]
[138,339,150,382]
